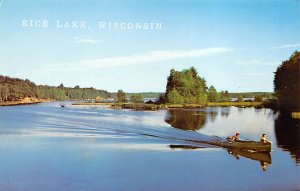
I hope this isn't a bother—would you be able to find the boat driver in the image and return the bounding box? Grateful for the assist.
[260,134,272,144]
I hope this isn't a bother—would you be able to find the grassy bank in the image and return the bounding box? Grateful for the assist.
[166,102,263,108]
[207,102,263,107]
[72,101,264,110]
[111,103,162,110]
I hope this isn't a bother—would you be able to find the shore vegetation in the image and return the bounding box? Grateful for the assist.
[274,51,300,112]
[0,75,110,105]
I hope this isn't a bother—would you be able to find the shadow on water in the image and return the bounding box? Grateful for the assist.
[164,108,230,131]
[227,149,272,172]
[275,112,300,163]
[169,144,206,150]
[165,109,208,131]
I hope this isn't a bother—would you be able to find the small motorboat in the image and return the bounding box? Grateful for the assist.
[213,140,272,152]
[60,104,65,108]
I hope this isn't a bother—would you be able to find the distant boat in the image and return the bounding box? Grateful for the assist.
[60,104,65,108]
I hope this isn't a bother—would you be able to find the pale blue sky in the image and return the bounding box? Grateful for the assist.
[0,0,299,92]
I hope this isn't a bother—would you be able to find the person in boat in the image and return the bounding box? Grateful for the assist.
[260,134,272,144]
[227,136,233,142]
[227,133,241,142]
[233,133,240,141]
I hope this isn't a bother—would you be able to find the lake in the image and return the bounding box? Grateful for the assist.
[0,102,299,191]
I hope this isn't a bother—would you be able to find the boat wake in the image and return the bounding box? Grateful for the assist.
[17,104,225,148]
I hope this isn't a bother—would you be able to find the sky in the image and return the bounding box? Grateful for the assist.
[0,0,299,93]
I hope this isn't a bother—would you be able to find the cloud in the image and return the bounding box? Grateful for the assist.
[47,47,232,72]
[270,43,300,49]
[70,37,102,44]
[236,59,280,66]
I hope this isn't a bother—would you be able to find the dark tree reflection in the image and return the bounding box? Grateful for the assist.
[208,111,218,122]
[275,112,300,163]
[165,109,208,131]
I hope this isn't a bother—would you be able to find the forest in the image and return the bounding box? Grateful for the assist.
[0,76,110,102]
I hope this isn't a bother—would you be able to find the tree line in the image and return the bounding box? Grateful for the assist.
[274,51,300,111]
[0,76,110,102]
[0,76,37,102]
[116,90,144,103]
[229,92,274,99]
[111,92,161,99]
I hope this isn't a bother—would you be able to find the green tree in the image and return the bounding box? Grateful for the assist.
[219,90,230,102]
[254,95,263,102]
[167,88,184,104]
[117,90,126,103]
[58,83,64,89]
[237,95,243,102]
[158,93,166,104]
[0,84,9,102]
[165,67,207,104]
[0,84,3,102]
[3,85,9,101]
[130,94,144,103]
[207,85,219,102]
[274,51,300,110]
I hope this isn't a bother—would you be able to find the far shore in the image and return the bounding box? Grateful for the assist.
[72,101,265,110]
[72,101,300,118]
[0,98,52,106]
[2,99,299,119]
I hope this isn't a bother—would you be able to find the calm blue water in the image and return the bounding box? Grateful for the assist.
[0,102,299,191]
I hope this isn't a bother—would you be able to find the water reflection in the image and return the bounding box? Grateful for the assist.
[169,143,272,172]
[208,111,218,122]
[165,108,274,171]
[220,110,230,118]
[275,112,300,163]
[165,109,207,131]
[227,149,272,171]
[164,108,230,131]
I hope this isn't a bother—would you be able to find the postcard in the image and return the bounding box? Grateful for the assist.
[0,1,299,190]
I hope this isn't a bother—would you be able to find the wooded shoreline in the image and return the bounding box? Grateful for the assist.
[0,100,262,107]
[0,97,51,106]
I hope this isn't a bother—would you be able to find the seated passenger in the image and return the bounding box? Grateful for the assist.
[227,133,241,142]
[260,134,272,144]
[227,136,233,142]
[233,132,240,142]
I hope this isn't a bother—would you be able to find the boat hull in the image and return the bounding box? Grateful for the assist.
[216,141,271,152]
